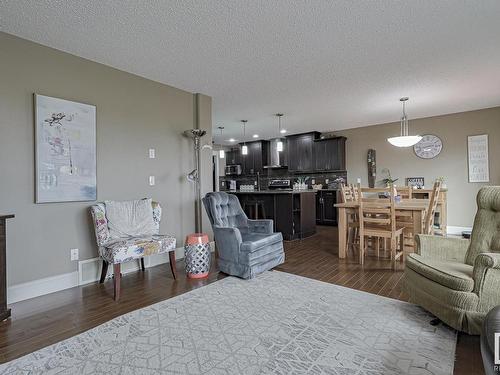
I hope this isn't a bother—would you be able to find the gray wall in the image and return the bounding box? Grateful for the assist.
[337,106,500,227]
[0,33,212,286]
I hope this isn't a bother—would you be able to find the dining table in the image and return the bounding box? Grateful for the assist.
[334,199,429,258]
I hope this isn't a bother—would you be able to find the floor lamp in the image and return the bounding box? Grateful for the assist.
[184,129,207,233]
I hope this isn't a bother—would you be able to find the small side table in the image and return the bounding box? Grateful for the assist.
[0,214,14,321]
[184,233,211,279]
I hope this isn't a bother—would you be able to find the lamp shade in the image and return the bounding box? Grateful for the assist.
[387,135,422,147]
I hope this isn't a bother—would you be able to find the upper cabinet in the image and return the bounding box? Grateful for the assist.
[226,147,241,165]
[287,132,320,172]
[228,133,346,175]
[239,140,269,175]
[313,136,346,171]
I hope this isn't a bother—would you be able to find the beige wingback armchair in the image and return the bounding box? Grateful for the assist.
[404,186,500,334]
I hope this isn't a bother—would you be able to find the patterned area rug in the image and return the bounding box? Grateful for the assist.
[0,271,456,374]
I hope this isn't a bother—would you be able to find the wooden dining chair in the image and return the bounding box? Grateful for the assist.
[396,185,415,250]
[358,185,404,269]
[423,180,442,235]
[340,184,359,254]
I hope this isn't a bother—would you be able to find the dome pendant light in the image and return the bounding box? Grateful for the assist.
[387,97,422,147]
[217,126,225,159]
[241,120,248,155]
[276,114,284,152]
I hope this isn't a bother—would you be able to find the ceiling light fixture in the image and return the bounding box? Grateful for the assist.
[276,114,284,152]
[252,134,259,138]
[387,97,422,147]
[241,120,248,155]
[217,126,225,159]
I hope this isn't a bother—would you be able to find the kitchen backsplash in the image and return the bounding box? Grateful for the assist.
[219,171,347,191]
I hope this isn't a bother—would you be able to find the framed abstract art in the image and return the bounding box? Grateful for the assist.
[34,94,97,203]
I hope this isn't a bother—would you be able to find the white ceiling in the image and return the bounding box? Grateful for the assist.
[2,1,500,144]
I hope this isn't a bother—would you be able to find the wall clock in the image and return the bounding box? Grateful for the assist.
[414,134,443,159]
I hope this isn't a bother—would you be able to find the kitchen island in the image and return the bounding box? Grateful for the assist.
[229,190,316,240]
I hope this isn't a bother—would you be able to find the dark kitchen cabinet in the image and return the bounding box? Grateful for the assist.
[240,141,269,175]
[226,147,241,165]
[287,132,320,172]
[316,190,338,226]
[313,137,347,171]
[240,140,269,175]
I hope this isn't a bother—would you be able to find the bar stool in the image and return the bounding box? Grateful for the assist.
[243,200,267,219]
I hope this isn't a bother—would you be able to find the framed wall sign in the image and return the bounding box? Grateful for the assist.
[35,94,97,203]
[406,177,425,189]
[467,134,489,183]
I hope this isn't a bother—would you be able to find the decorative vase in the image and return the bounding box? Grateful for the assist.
[184,233,211,279]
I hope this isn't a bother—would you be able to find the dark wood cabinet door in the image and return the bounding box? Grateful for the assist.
[322,191,337,224]
[313,141,327,171]
[315,192,323,223]
[313,137,347,171]
[287,133,316,172]
[298,135,314,171]
[286,137,300,171]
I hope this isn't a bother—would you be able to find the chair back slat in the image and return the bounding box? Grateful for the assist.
[358,184,397,232]
[423,181,442,234]
[396,186,413,200]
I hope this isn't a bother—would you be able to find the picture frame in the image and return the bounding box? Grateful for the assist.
[406,177,425,189]
[467,134,489,183]
[35,94,97,203]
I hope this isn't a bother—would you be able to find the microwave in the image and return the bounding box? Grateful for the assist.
[225,164,242,176]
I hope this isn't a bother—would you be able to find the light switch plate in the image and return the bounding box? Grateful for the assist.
[149,149,156,159]
[70,248,79,261]
[149,176,155,186]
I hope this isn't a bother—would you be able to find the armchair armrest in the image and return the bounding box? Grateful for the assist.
[473,253,500,311]
[247,219,274,234]
[415,234,469,262]
[213,226,243,260]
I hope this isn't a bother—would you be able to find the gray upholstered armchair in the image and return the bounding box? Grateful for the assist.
[404,186,500,334]
[202,192,285,279]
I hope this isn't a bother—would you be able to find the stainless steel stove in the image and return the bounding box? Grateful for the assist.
[268,179,291,190]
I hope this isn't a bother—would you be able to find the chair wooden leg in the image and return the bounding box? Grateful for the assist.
[359,235,365,265]
[390,237,396,270]
[140,257,145,271]
[400,232,405,263]
[99,260,108,283]
[169,250,177,280]
[113,264,121,301]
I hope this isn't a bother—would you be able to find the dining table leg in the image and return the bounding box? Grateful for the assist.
[338,207,347,258]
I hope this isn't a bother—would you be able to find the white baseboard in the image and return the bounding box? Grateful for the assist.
[447,226,472,236]
[8,271,79,304]
[8,241,215,305]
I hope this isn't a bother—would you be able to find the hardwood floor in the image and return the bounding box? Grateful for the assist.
[0,226,484,374]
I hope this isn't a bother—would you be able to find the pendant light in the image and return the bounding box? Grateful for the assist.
[276,114,284,152]
[387,97,422,147]
[241,120,248,155]
[217,126,225,159]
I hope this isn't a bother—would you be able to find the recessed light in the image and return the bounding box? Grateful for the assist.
[252,134,259,138]
[280,129,287,134]
[228,138,236,142]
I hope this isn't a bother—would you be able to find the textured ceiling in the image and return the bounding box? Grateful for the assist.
[1,0,500,144]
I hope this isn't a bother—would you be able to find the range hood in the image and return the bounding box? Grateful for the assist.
[263,138,287,169]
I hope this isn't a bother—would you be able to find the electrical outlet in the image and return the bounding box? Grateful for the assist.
[149,175,155,186]
[149,148,155,159]
[70,248,79,261]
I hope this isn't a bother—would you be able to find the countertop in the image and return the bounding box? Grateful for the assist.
[227,189,317,195]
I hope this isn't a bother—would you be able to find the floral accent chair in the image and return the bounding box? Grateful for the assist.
[90,200,177,300]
